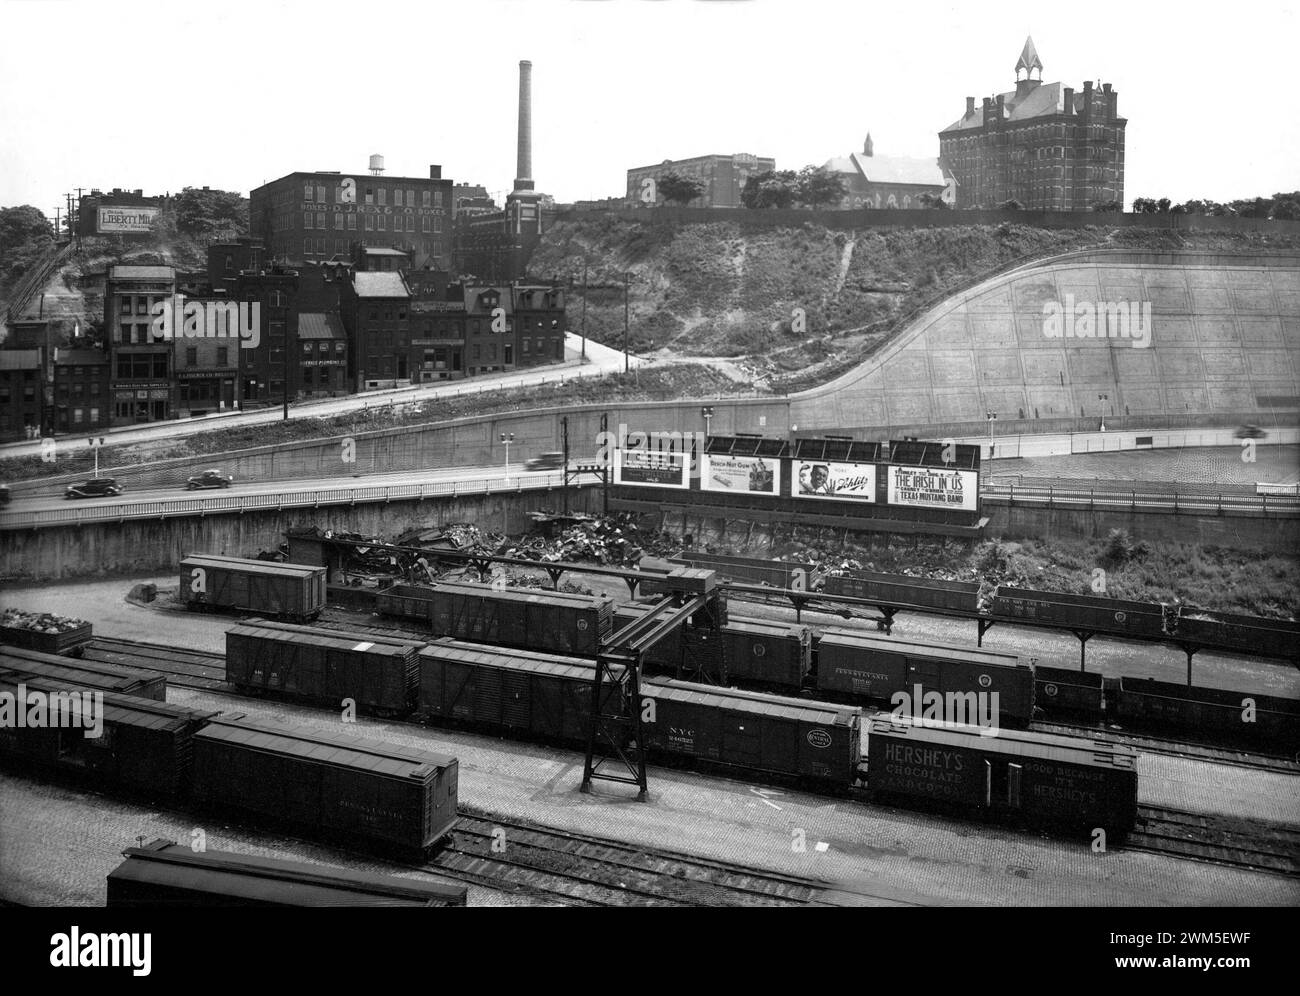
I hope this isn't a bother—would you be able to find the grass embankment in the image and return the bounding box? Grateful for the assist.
[0,365,751,482]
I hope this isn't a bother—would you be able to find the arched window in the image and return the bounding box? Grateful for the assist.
[886,194,898,208]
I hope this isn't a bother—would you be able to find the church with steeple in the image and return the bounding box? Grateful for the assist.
[938,37,1126,211]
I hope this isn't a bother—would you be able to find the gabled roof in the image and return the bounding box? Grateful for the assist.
[353,271,409,298]
[852,151,946,187]
[941,81,1065,133]
[297,312,346,340]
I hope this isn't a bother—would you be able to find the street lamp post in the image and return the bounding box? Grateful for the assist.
[500,431,514,483]
[1098,394,1108,432]
[986,410,997,441]
[580,262,588,363]
[623,271,630,374]
[701,405,714,439]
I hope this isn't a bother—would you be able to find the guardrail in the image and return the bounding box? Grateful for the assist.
[982,483,1300,516]
[0,472,588,530]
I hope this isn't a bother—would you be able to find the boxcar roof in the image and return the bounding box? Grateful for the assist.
[419,642,606,682]
[819,632,1026,668]
[868,715,1136,768]
[0,675,209,730]
[0,648,159,693]
[197,714,455,777]
[109,841,465,906]
[645,677,859,727]
[722,619,808,639]
[432,581,612,607]
[181,555,325,578]
[229,621,421,655]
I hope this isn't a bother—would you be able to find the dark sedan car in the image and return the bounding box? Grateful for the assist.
[65,478,123,500]
[524,452,566,471]
[0,484,10,507]
[1234,424,1268,440]
[186,469,233,490]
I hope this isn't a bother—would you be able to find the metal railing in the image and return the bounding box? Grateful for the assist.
[0,471,590,531]
[982,482,1300,516]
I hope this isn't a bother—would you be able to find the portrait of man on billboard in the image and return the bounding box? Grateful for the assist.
[799,463,833,495]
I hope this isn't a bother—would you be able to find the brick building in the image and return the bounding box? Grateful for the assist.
[296,313,348,397]
[939,37,1126,210]
[0,350,44,440]
[625,153,776,208]
[52,348,111,433]
[340,271,411,390]
[76,188,165,239]
[823,134,951,209]
[106,264,176,424]
[249,164,453,269]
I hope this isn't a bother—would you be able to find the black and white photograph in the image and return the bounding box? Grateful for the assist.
[0,0,1295,966]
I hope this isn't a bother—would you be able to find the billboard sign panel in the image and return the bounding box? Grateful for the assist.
[614,447,689,488]
[887,465,978,511]
[97,206,160,233]
[793,461,876,502]
[701,454,779,494]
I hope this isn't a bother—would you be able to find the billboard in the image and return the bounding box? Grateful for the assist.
[701,454,779,494]
[793,461,876,502]
[97,206,160,233]
[614,447,689,488]
[887,465,978,511]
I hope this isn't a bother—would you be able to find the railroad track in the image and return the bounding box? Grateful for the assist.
[1127,806,1300,877]
[1032,720,1298,775]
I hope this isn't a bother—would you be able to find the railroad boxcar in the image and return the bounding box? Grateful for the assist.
[865,716,1138,837]
[1114,677,1300,749]
[179,554,327,622]
[191,713,457,854]
[106,837,468,908]
[719,619,811,689]
[668,553,818,590]
[416,639,615,743]
[376,583,436,624]
[0,674,214,795]
[1034,665,1105,719]
[814,633,1035,728]
[823,571,981,614]
[990,586,1167,640]
[641,678,861,786]
[224,619,423,716]
[0,645,167,700]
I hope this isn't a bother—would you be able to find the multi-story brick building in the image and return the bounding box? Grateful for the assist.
[625,153,776,208]
[296,313,348,397]
[105,264,176,424]
[0,350,44,440]
[340,271,411,391]
[234,268,298,408]
[249,164,453,269]
[171,315,241,418]
[52,348,111,433]
[938,37,1126,210]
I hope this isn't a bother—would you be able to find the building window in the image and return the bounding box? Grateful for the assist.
[316,186,325,203]
[120,299,132,314]
[406,189,415,206]
[90,407,99,423]
[471,344,480,360]
[335,213,344,230]
[365,214,374,231]
[316,237,325,254]
[304,239,312,255]
[304,212,313,229]
[304,184,314,201]
[336,239,345,254]
[406,216,414,232]
[347,214,357,231]
[422,191,431,207]
[421,216,430,233]
[378,214,386,231]
[186,347,197,366]
[523,339,530,354]
[217,347,228,366]
[434,191,443,207]
[378,188,386,206]
[316,212,325,229]
[434,216,442,233]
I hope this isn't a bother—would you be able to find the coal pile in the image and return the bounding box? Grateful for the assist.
[501,513,677,566]
[0,609,91,634]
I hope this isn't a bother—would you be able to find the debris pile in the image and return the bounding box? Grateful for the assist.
[0,609,90,634]
[502,513,676,566]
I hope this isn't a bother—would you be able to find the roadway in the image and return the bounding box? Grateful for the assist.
[0,333,643,458]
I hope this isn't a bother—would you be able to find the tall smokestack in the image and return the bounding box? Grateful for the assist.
[514,60,535,191]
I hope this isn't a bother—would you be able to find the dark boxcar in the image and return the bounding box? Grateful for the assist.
[225,619,422,715]
[1115,677,1300,748]
[824,571,981,613]
[0,645,167,700]
[376,583,438,625]
[669,553,815,590]
[1035,665,1104,719]
[866,716,1138,836]
[416,639,615,743]
[106,838,467,907]
[328,583,380,613]
[179,554,327,622]
[990,586,1166,640]
[192,714,457,854]
[719,619,811,689]
[426,582,614,655]
[816,633,1034,727]
[0,675,213,795]
[0,621,94,656]
[641,678,861,786]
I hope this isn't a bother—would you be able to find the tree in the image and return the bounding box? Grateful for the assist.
[1090,199,1122,213]
[169,187,250,237]
[996,198,1023,211]
[918,192,950,209]
[1269,191,1300,221]
[655,171,706,207]
[795,166,847,208]
[0,205,55,284]
[741,170,799,209]
[1156,197,1172,214]
[1132,197,1159,213]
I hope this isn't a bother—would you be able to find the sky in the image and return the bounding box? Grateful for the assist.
[0,0,1296,219]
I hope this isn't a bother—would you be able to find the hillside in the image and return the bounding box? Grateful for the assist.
[529,217,1300,392]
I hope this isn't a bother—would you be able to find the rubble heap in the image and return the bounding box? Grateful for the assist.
[0,609,91,634]
[502,513,676,566]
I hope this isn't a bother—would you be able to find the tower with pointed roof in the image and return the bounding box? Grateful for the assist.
[938,37,1125,210]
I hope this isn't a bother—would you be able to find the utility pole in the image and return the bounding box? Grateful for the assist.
[52,207,61,240]
[561,415,570,515]
[580,261,588,362]
[623,271,630,374]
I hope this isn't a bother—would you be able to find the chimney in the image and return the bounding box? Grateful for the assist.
[429,165,442,179]
[514,60,534,192]
[966,96,975,117]
[995,94,1005,118]
[1063,87,1074,114]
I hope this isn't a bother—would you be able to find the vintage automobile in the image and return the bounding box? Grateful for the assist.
[65,478,124,500]
[524,451,565,471]
[186,469,234,490]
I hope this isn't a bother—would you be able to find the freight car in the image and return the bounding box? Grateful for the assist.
[823,571,981,614]
[990,586,1167,640]
[379,581,615,656]
[179,554,327,622]
[106,838,468,907]
[718,618,812,690]
[0,674,214,795]
[1113,677,1300,749]
[1171,609,1300,662]
[1034,666,1105,719]
[192,713,458,855]
[866,715,1138,838]
[0,645,167,700]
[813,633,1035,728]
[0,611,94,656]
[225,619,423,716]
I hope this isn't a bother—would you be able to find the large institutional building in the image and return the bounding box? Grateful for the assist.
[625,153,776,208]
[939,38,1126,211]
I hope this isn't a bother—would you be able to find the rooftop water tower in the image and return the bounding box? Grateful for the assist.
[368,154,385,176]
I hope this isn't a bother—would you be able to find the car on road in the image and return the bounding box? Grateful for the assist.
[65,478,123,500]
[186,469,234,490]
[524,452,566,471]
[0,484,10,507]
[1234,424,1268,440]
